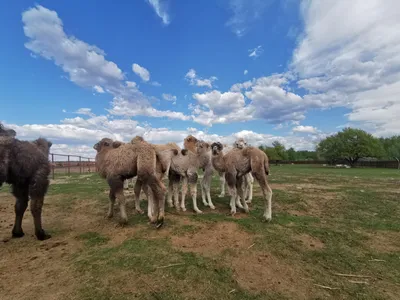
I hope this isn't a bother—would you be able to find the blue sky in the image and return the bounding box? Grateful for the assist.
[1,0,399,157]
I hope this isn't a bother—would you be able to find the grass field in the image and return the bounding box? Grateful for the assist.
[1,165,399,300]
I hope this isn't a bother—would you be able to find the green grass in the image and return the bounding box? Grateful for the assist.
[2,164,400,300]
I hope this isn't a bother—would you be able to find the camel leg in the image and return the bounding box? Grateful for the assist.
[218,172,226,198]
[202,168,215,209]
[29,178,51,240]
[237,177,249,213]
[188,172,201,214]
[11,184,29,238]
[173,179,180,212]
[167,179,174,208]
[123,179,129,190]
[256,175,272,222]
[200,179,209,207]
[225,174,237,216]
[133,179,144,214]
[180,176,188,212]
[107,189,116,218]
[246,173,254,204]
[108,178,128,225]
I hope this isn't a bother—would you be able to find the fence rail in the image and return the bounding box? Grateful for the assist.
[49,153,96,179]
[274,159,400,169]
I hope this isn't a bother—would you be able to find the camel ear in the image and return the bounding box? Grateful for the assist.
[48,141,53,148]
[104,141,110,147]
[205,142,210,149]
[93,143,99,151]
[112,141,123,148]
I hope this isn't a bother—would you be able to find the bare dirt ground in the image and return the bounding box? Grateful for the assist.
[1,166,399,300]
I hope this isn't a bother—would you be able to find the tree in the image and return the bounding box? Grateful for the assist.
[380,136,400,169]
[272,141,288,160]
[317,127,384,167]
[287,147,297,161]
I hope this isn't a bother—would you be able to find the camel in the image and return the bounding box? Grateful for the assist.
[94,138,166,227]
[0,124,53,240]
[210,142,273,222]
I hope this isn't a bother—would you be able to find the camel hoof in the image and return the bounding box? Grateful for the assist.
[203,202,209,207]
[209,205,216,210]
[218,194,225,198]
[181,207,187,212]
[136,209,144,215]
[262,217,272,223]
[11,230,25,238]
[118,218,128,226]
[36,230,52,241]
[155,219,164,229]
[245,200,252,204]
[230,211,236,217]
[167,202,174,208]
[195,210,203,214]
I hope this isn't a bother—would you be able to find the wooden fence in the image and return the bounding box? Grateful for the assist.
[49,153,96,179]
[274,159,399,169]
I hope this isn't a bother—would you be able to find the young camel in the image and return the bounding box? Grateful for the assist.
[184,135,216,211]
[128,136,180,223]
[210,142,273,222]
[219,138,254,204]
[0,133,53,240]
[94,138,166,226]
[166,140,202,213]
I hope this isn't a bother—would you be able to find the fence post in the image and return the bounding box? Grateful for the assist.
[52,153,55,180]
[68,155,70,176]
[88,158,91,173]
[79,156,82,174]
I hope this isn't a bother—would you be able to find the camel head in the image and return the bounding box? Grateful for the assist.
[195,140,210,154]
[211,142,223,155]
[32,138,53,156]
[234,138,247,149]
[93,138,114,152]
[184,135,198,150]
[130,135,145,144]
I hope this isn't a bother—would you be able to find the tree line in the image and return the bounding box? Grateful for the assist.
[258,128,400,169]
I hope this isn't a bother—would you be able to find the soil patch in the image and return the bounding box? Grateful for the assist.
[293,233,325,250]
[365,231,400,253]
[171,222,254,256]
[231,250,319,299]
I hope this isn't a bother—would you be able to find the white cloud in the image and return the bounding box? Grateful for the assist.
[75,108,95,117]
[132,63,150,82]
[225,0,274,37]
[108,98,190,120]
[22,5,187,122]
[162,93,177,104]
[248,45,263,58]
[292,125,318,134]
[185,69,217,88]
[151,81,161,87]
[145,0,170,25]
[244,69,248,75]
[193,90,245,115]
[3,115,321,161]
[93,85,105,93]
[291,0,400,136]
[125,81,137,88]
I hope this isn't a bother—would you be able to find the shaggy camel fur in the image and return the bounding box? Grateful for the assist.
[210,142,273,221]
[183,135,216,211]
[0,133,53,240]
[219,138,254,204]
[128,136,179,223]
[94,138,166,226]
[165,139,202,213]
